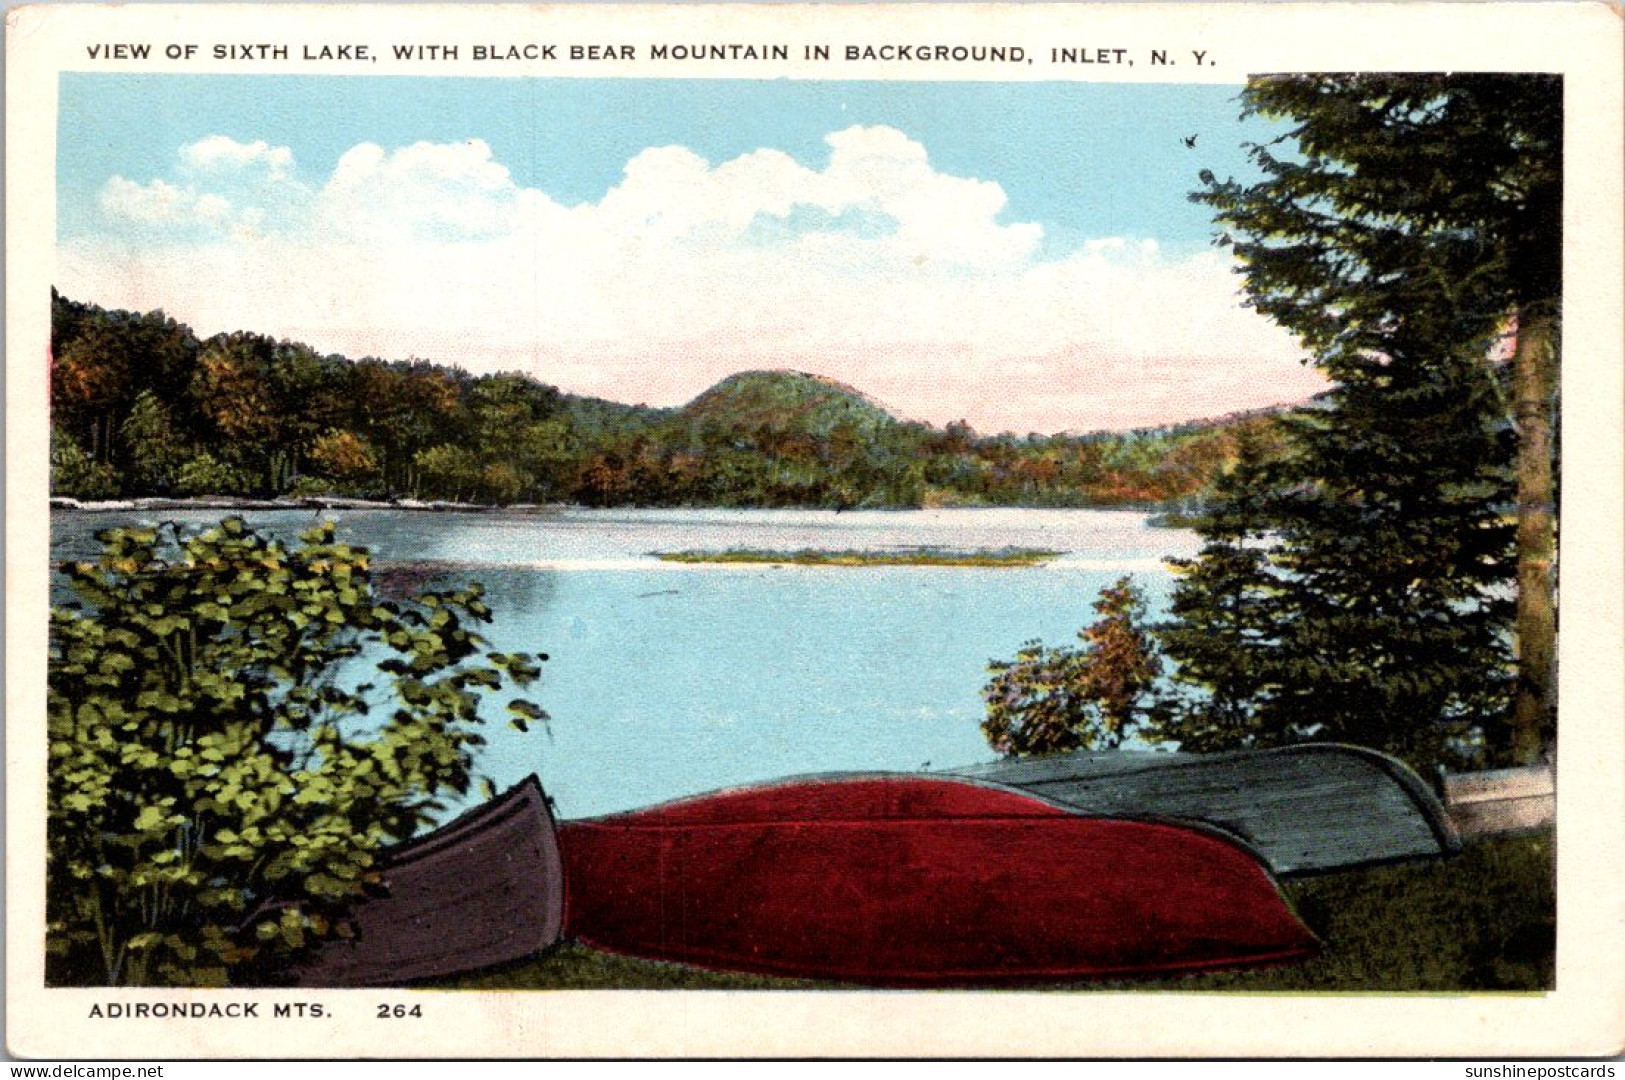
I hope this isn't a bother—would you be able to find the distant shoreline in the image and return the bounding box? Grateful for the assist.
[49,495,1181,517]
[49,495,571,515]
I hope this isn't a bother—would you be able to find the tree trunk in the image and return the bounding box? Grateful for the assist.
[1508,300,1559,763]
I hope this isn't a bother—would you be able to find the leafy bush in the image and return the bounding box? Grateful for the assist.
[285,475,338,497]
[173,451,254,497]
[47,517,547,986]
[50,428,120,500]
[119,390,192,493]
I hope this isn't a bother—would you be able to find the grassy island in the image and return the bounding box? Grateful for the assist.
[654,547,1063,568]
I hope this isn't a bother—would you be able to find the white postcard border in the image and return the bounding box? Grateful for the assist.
[7,3,1622,1059]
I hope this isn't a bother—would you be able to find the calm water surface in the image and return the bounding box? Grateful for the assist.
[51,508,1199,819]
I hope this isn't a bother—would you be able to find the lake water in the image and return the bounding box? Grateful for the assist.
[50,507,1200,819]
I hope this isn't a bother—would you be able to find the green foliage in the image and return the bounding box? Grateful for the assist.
[413,444,483,502]
[1158,74,1556,772]
[1158,364,1516,770]
[982,576,1163,756]
[680,370,897,441]
[51,426,120,500]
[658,547,1060,567]
[1149,431,1287,753]
[1196,75,1559,378]
[173,451,254,497]
[47,517,547,987]
[480,462,526,506]
[119,391,192,493]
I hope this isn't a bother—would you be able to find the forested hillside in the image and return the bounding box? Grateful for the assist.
[49,290,1288,510]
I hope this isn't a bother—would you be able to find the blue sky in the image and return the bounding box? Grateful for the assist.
[56,74,1321,433]
[60,75,1265,255]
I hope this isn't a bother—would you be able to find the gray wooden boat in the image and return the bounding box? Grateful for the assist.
[289,775,564,986]
[943,744,1461,876]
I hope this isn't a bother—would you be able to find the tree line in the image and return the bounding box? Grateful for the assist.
[50,290,1283,512]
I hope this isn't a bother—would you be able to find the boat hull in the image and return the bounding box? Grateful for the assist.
[946,744,1461,876]
[559,775,1317,986]
[291,775,565,986]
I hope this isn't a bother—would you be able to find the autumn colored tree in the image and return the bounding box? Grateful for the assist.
[350,360,470,495]
[306,429,383,492]
[53,306,197,470]
[982,576,1162,756]
[52,319,135,466]
[1078,578,1165,740]
[190,333,284,491]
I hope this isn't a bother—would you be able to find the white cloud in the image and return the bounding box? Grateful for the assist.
[98,176,198,226]
[315,139,534,243]
[180,136,294,179]
[97,135,312,241]
[64,127,1323,433]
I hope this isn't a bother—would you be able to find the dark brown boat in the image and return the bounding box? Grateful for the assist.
[944,743,1461,876]
[290,775,564,986]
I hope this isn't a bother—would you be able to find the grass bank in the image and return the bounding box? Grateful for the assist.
[654,547,1062,568]
[1120,829,1554,992]
[435,830,1553,992]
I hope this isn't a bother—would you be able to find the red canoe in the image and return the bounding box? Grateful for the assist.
[559,775,1317,986]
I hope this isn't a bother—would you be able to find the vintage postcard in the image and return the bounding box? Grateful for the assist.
[7,1,1623,1060]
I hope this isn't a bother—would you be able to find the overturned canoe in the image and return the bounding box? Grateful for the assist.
[944,743,1460,877]
[558,774,1317,986]
[291,775,565,986]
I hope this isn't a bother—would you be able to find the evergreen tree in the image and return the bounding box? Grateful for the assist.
[1167,74,1555,767]
[1152,426,1290,752]
[1162,340,1514,769]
